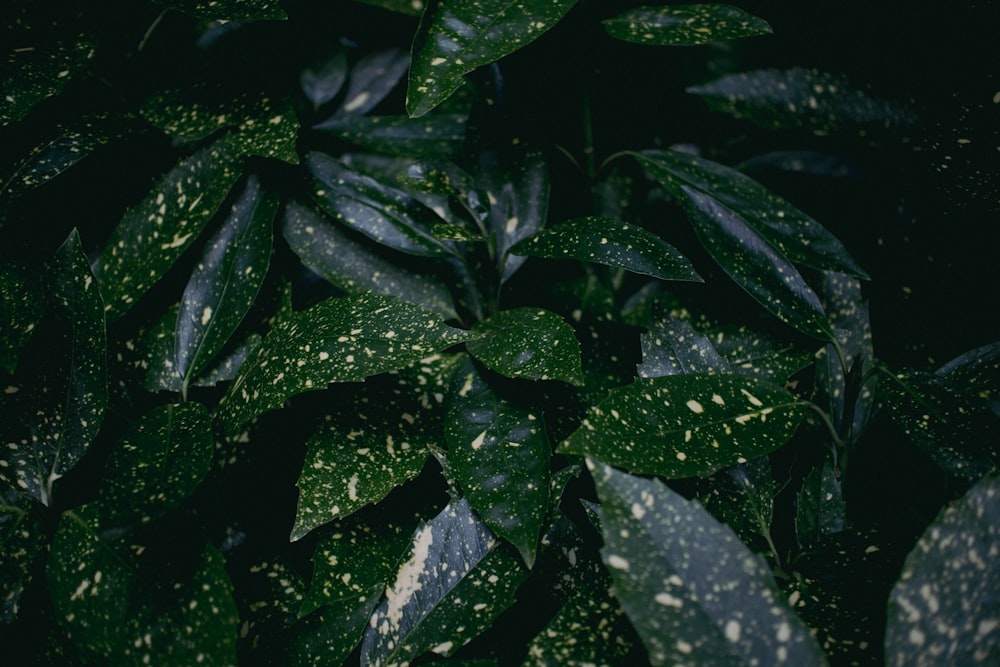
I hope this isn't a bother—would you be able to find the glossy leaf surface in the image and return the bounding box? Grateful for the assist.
[315,114,468,158]
[639,313,731,378]
[711,325,813,384]
[467,307,584,385]
[336,48,411,117]
[603,4,771,46]
[445,358,550,566]
[176,174,277,391]
[153,0,287,20]
[885,474,1000,666]
[93,135,244,321]
[510,216,701,282]
[561,374,808,479]
[216,293,471,434]
[407,0,578,117]
[701,457,775,550]
[590,459,828,666]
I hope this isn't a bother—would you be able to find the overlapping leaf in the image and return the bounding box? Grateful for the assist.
[0,492,45,623]
[510,216,702,282]
[701,457,775,550]
[153,0,287,20]
[0,264,42,374]
[710,325,813,384]
[300,50,348,108]
[316,114,468,158]
[287,596,382,666]
[406,0,578,117]
[93,134,244,321]
[589,459,828,666]
[445,358,550,566]
[886,474,1000,665]
[467,307,583,385]
[937,341,1000,417]
[639,312,731,378]
[795,456,845,548]
[216,292,471,434]
[335,48,411,117]
[603,4,771,46]
[560,373,808,479]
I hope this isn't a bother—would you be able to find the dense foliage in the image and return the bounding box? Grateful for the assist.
[2,1,998,665]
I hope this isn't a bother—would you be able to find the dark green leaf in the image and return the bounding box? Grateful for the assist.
[284,201,458,319]
[300,50,348,109]
[937,341,1000,417]
[510,216,702,282]
[406,0,578,117]
[639,311,731,378]
[288,596,381,666]
[468,307,584,385]
[93,134,244,321]
[337,48,411,117]
[354,0,425,16]
[0,493,45,623]
[885,474,1000,666]
[216,293,471,435]
[795,456,845,548]
[308,152,456,257]
[445,358,550,566]
[560,374,808,479]
[0,231,107,506]
[292,354,460,540]
[688,67,916,134]
[235,558,305,656]
[589,459,828,666]
[711,325,813,384]
[360,498,527,664]
[176,174,277,392]
[603,4,771,46]
[0,264,42,374]
[400,159,489,229]
[193,332,261,387]
[701,457,775,550]
[315,114,468,158]
[152,0,286,20]
[98,403,214,528]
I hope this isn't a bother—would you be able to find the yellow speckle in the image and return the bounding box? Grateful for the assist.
[686,399,704,413]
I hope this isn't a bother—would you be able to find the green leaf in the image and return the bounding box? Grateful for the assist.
[216,293,471,435]
[603,4,771,46]
[234,558,305,656]
[937,341,1000,417]
[288,596,381,667]
[468,307,584,385]
[589,459,828,666]
[315,114,468,158]
[795,456,845,548]
[93,134,244,321]
[0,231,107,506]
[701,457,775,550]
[710,325,813,384]
[445,358,550,566]
[885,474,1000,665]
[639,311,731,378]
[510,216,702,282]
[176,174,277,392]
[98,403,214,529]
[308,152,456,257]
[0,492,45,623]
[192,333,261,387]
[152,0,287,20]
[688,67,916,134]
[300,50,348,109]
[354,0,426,16]
[360,498,527,665]
[283,200,458,320]
[292,354,460,540]
[560,374,808,479]
[0,264,42,373]
[406,0,578,117]
[336,48,411,117]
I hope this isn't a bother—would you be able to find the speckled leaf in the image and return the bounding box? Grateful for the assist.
[301,50,348,108]
[0,231,107,506]
[881,370,1000,482]
[400,160,489,230]
[292,354,460,539]
[688,68,916,134]
[284,201,457,319]
[0,32,96,127]
[639,312,731,378]
[406,0,578,117]
[93,134,244,321]
[288,595,381,666]
[445,358,549,566]
[193,332,261,387]
[308,152,456,257]
[336,48,411,117]
[360,498,527,665]
[795,456,845,548]
[468,307,584,385]
[316,114,468,158]
[98,403,213,528]
[153,0,286,20]
[0,492,45,623]
[603,4,771,46]
[701,457,775,550]
[589,459,828,666]
[634,150,868,279]
[886,474,1000,666]
[937,341,1000,417]
[710,325,813,384]
[234,558,305,656]
[511,216,701,282]
[176,174,276,393]
[0,264,42,373]
[560,374,808,479]
[216,293,471,435]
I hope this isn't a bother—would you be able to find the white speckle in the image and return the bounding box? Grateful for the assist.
[631,502,646,519]
[343,92,371,112]
[347,474,359,501]
[740,389,764,407]
[200,307,212,326]
[431,641,453,654]
[711,393,725,405]
[319,351,329,360]
[384,525,434,631]
[676,639,693,654]
[161,233,192,249]
[776,621,791,642]
[431,57,447,66]
[470,430,487,451]
[655,592,682,608]
[686,399,704,413]
[607,555,629,570]
[908,628,925,646]
[725,620,741,642]
[676,451,687,461]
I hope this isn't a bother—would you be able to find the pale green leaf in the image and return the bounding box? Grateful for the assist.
[407,0,578,117]
[589,459,828,666]
[603,4,771,46]
[216,293,471,435]
[467,307,584,385]
[560,374,808,479]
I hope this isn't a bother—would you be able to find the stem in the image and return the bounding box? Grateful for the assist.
[138,10,167,53]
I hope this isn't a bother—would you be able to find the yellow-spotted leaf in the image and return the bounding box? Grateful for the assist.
[152,0,286,20]
[316,114,469,158]
[0,491,46,623]
[710,325,813,384]
[468,307,584,385]
[937,341,1000,418]
[0,264,42,374]
[406,0,578,117]
[885,474,1000,666]
[216,293,471,435]
[560,374,808,479]
[603,4,771,47]
[336,48,411,118]
[510,216,702,282]
[589,459,828,666]
[639,312,731,378]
